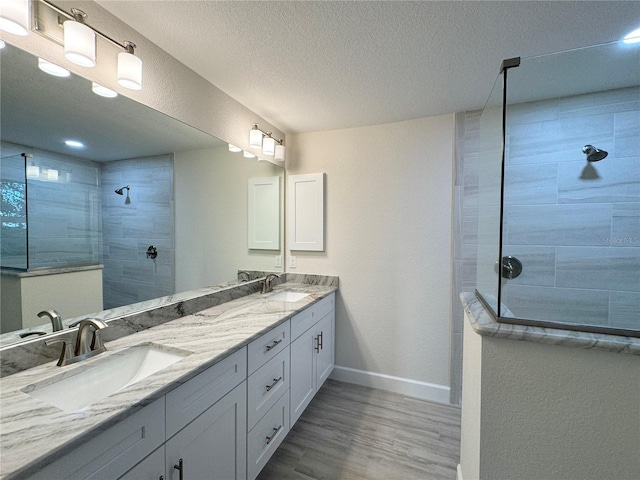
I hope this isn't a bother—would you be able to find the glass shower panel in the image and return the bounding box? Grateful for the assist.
[502,42,640,332]
[475,72,505,312]
[0,152,28,269]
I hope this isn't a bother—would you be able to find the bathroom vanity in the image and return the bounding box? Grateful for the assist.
[0,281,336,480]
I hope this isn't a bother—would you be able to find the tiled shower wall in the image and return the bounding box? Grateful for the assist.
[0,142,101,269]
[502,86,639,330]
[100,155,174,309]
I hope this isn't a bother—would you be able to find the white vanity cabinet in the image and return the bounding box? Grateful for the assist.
[290,293,335,426]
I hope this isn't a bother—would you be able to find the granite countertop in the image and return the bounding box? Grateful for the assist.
[0,282,336,479]
[460,292,640,355]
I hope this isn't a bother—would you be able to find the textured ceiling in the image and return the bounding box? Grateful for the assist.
[96,1,640,134]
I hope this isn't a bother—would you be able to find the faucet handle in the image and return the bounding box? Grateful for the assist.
[44,336,74,367]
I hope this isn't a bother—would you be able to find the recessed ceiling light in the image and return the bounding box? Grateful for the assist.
[64,140,84,148]
[38,58,71,77]
[623,27,640,44]
[91,82,118,98]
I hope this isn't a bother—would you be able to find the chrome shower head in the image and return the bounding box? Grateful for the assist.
[115,185,130,195]
[582,145,608,162]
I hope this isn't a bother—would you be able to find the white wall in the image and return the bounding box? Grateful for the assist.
[460,317,640,480]
[287,115,455,399]
[174,146,284,293]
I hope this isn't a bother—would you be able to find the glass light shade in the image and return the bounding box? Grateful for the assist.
[0,0,29,36]
[26,165,40,178]
[249,128,263,149]
[263,136,276,156]
[92,82,118,98]
[0,40,6,49]
[228,144,242,153]
[274,144,286,162]
[47,169,59,181]
[117,51,143,90]
[38,58,71,77]
[64,20,96,67]
[243,151,256,158]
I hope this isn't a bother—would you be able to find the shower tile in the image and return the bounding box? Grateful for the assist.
[106,238,138,261]
[611,204,640,247]
[502,285,609,325]
[613,110,640,158]
[609,291,640,330]
[558,157,640,204]
[499,246,555,287]
[559,87,640,118]
[122,261,155,285]
[101,260,123,282]
[503,163,558,205]
[506,98,558,125]
[506,204,611,246]
[556,247,640,292]
[121,216,155,238]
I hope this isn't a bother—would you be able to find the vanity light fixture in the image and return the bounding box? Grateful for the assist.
[30,0,144,90]
[0,0,30,36]
[248,124,286,162]
[117,41,142,90]
[0,40,6,49]
[243,151,256,159]
[228,144,242,153]
[623,27,640,44]
[63,9,96,67]
[38,57,70,77]
[91,82,118,98]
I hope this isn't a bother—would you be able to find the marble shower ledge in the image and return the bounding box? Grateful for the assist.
[0,264,103,277]
[0,280,337,479]
[460,292,640,355]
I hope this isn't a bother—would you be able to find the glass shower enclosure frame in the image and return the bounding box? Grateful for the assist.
[475,41,640,337]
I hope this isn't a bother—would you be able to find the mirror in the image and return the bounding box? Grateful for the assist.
[0,43,284,345]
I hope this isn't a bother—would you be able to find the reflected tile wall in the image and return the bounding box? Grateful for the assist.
[101,155,174,309]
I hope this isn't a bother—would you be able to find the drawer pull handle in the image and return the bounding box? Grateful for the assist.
[174,458,184,480]
[266,376,283,391]
[319,331,324,350]
[314,335,320,353]
[265,338,283,351]
[266,425,283,445]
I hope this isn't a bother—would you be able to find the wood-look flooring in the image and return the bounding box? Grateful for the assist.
[258,379,461,480]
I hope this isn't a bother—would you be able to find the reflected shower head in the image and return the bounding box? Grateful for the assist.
[115,185,130,195]
[583,145,608,162]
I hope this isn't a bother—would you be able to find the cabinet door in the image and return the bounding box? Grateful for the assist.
[118,446,165,480]
[316,310,335,388]
[165,381,247,480]
[289,327,316,427]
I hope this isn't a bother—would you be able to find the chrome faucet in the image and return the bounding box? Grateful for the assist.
[37,309,63,332]
[46,319,108,366]
[261,273,281,294]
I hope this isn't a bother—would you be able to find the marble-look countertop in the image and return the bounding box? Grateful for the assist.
[461,292,640,355]
[0,282,336,479]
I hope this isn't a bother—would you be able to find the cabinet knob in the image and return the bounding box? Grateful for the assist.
[174,458,184,480]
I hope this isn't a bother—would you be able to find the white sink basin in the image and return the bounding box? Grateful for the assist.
[21,343,190,412]
[266,291,309,303]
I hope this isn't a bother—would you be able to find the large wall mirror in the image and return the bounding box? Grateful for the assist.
[0,43,284,346]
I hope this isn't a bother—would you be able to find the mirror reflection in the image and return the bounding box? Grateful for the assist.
[0,43,284,345]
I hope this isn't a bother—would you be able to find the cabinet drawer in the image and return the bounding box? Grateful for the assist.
[290,305,316,341]
[166,347,247,439]
[28,397,165,480]
[247,392,290,480]
[247,346,289,430]
[315,293,335,321]
[247,320,290,375]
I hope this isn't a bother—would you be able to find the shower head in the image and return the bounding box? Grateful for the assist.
[582,145,608,162]
[115,185,130,195]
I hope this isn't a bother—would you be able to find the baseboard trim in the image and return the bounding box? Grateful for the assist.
[330,365,451,404]
[457,464,463,480]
